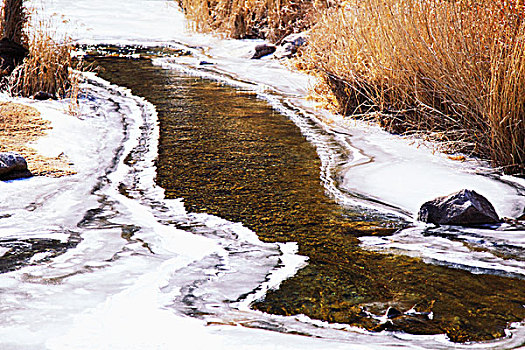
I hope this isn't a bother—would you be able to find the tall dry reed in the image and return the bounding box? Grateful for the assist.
[302,0,525,174]
[8,23,75,98]
[2,0,25,43]
[177,0,326,41]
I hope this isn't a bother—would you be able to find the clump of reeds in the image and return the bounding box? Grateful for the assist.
[302,0,525,175]
[2,0,80,100]
[177,0,326,42]
[8,25,74,98]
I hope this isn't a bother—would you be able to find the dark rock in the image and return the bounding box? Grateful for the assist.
[0,38,28,76]
[251,44,276,59]
[199,61,214,66]
[418,189,500,226]
[33,91,56,100]
[0,152,32,181]
[386,307,403,319]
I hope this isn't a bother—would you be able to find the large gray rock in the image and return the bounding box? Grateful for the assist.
[417,189,500,225]
[0,152,32,180]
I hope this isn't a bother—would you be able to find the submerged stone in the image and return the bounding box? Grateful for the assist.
[0,152,32,180]
[418,189,499,225]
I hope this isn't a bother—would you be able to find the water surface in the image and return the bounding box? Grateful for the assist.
[91,54,525,343]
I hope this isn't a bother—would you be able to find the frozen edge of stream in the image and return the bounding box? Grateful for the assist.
[0,61,523,350]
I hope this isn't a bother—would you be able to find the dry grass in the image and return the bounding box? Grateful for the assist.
[177,0,327,42]
[0,102,75,177]
[301,0,525,175]
[7,22,76,98]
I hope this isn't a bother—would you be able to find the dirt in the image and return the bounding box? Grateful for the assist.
[0,101,75,177]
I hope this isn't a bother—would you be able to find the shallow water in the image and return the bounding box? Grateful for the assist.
[90,54,525,344]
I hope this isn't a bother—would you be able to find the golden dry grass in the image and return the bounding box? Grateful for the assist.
[300,0,525,174]
[177,0,325,42]
[0,102,75,177]
[7,24,75,98]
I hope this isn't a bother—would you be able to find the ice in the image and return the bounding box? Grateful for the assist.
[0,0,520,349]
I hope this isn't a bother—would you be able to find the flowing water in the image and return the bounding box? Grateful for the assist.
[89,53,525,344]
[0,44,524,349]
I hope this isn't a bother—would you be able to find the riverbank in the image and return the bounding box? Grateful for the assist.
[0,0,521,348]
[0,100,74,177]
[178,0,525,176]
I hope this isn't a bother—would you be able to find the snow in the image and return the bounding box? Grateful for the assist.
[0,0,520,349]
[33,0,524,217]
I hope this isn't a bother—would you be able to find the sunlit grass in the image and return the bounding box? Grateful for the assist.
[176,0,323,41]
[302,0,525,174]
[1,2,79,99]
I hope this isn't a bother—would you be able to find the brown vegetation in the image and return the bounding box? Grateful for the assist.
[0,102,75,177]
[302,0,525,175]
[0,1,78,99]
[7,24,77,98]
[1,0,26,44]
[178,0,525,175]
[176,0,327,42]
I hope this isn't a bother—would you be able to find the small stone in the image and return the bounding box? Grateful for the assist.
[251,44,276,59]
[418,189,500,226]
[33,91,56,100]
[386,307,403,319]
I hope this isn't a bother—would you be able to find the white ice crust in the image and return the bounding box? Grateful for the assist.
[0,0,521,349]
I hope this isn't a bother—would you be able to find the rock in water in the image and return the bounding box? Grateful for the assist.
[418,189,500,225]
[0,152,32,180]
[251,44,276,59]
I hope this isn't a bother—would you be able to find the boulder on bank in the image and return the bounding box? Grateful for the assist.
[417,189,500,225]
[251,44,276,59]
[0,152,32,181]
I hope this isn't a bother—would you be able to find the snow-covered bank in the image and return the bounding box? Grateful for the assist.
[1,0,519,349]
[34,0,524,219]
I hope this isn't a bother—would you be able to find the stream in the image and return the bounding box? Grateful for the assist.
[0,43,524,349]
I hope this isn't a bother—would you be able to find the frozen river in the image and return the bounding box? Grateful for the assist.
[0,1,523,348]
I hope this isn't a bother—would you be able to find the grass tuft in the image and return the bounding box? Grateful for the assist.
[176,0,327,42]
[7,21,76,98]
[301,0,525,175]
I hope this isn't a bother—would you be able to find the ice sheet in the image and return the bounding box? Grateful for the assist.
[0,1,520,349]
